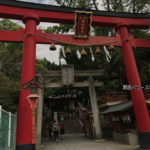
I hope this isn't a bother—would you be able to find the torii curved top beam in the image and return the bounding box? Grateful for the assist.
[0,0,150,29]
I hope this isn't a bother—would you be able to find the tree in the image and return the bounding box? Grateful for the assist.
[102,0,150,13]
[1,1,149,111]
[101,0,150,92]
[0,72,19,112]
[0,19,58,111]
[0,19,23,111]
[55,0,99,9]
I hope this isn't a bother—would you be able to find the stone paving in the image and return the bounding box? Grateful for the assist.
[41,133,139,150]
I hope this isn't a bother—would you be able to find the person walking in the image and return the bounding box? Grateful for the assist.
[52,120,59,142]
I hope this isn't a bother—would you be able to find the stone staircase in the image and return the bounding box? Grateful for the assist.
[64,119,82,134]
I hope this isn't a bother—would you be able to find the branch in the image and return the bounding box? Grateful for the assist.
[124,1,132,7]
[92,0,99,10]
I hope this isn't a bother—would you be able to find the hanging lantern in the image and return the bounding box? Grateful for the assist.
[49,43,56,51]
[108,44,115,52]
[65,47,72,55]
[95,47,102,54]
[80,48,87,56]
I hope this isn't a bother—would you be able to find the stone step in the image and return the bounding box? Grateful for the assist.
[64,119,82,134]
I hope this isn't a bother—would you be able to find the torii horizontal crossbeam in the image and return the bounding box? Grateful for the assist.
[0,29,149,48]
[0,0,150,28]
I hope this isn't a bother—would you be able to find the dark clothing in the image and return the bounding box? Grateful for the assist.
[49,128,52,140]
[49,122,52,140]
[60,128,64,134]
[60,122,65,134]
[53,131,59,141]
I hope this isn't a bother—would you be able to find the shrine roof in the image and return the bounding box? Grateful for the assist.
[102,101,132,114]
[102,100,150,114]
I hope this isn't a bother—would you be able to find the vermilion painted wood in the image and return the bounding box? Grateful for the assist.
[16,17,38,146]
[0,30,150,48]
[0,4,150,28]
[0,30,24,42]
[0,0,150,148]
[117,25,150,132]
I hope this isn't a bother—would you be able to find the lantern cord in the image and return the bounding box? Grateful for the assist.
[24,32,128,47]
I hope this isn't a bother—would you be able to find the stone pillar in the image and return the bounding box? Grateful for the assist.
[36,76,44,146]
[88,76,102,139]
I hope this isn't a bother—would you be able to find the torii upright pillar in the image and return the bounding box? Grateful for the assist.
[16,14,39,150]
[117,23,150,149]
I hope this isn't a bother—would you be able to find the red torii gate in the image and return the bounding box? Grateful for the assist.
[0,0,150,150]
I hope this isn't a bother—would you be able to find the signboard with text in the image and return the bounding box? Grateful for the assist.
[62,65,74,86]
[74,11,92,39]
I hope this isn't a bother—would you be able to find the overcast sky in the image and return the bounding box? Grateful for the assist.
[18,0,58,5]
[16,0,104,65]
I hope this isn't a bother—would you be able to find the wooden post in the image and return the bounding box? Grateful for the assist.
[117,23,150,149]
[16,13,39,150]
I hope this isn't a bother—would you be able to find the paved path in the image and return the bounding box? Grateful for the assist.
[41,133,139,150]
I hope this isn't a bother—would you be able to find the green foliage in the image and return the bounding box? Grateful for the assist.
[0,72,19,111]
[55,0,98,9]
[44,24,73,34]
[126,0,150,13]
[0,19,23,81]
[102,0,150,13]
[0,19,23,111]
[134,48,150,85]
[103,48,127,90]
[130,29,150,39]
[0,19,22,30]
[0,42,23,81]
[0,0,150,110]
[52,0,150,94]
[0,19,60,111]
[36,59,48,71]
